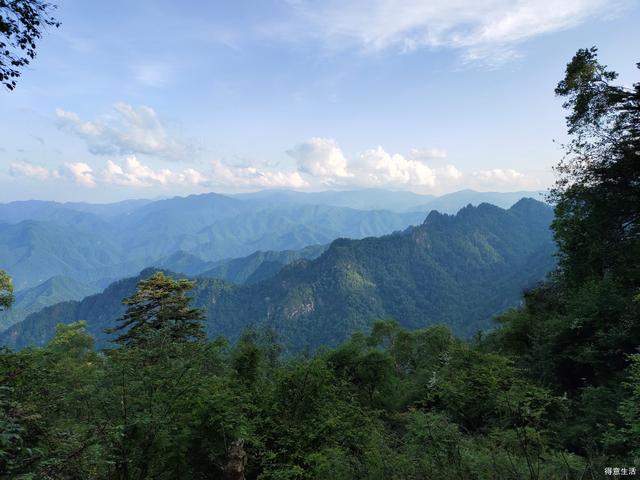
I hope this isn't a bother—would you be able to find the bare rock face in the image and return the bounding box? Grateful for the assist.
[223,439,247,480]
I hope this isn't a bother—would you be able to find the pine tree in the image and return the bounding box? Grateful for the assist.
[108,272,205,347]
[0,270,13,311]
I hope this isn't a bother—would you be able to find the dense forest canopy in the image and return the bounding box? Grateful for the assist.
[0,199,555,352]
[0,47,638,479]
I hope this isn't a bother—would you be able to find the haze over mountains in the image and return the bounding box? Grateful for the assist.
[0,276,95,332]
[0,188,544,290]
[0,196,556,351]
[231,188,545,213]
[0,193,420,292]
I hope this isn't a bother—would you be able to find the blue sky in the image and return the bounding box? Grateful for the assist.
[1,0,639,202]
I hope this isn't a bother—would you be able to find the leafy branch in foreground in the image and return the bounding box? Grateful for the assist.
[0,0,60,90]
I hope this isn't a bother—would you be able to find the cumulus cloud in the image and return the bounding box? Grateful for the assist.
[354,146,437,187]
[9,162,55,180]
[62,162,96,187]
[407,147,448,161]
[5,155,308,191]
[209,159,309,189]
[103,158,308,191]
[4,141,541,193]
[102,156,208,187]
[55,103,193,160]
[438,164,464,181]
[285,0,628,64]
[287,137,351,181]
[473,168,524,183]
[282,138,463,190]
[472,168,539,189]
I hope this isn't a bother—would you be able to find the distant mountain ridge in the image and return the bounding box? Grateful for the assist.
[0,220,134,291]
[1,198,556,352]
[0,276,96,332]
[197,244,327,284]
[0,189,545,293]
[409,189,546,214]
[153,244,327,284]
[0,193,426,291]
[231,188,545,213]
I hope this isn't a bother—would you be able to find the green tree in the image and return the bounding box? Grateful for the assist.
[0,0,60,90]
[552,46,640,288]
[489,48,640,465]
[0,270,13,310]
[608,354,640,458]
[0,322,106,478]
[108,272,205,347]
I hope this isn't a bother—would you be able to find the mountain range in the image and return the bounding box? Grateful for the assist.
[0,276,96,332]
[0,198,556,352]
[0,188,542,293]
[231,188,546,213]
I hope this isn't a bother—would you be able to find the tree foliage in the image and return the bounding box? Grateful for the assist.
[0,319,586,479]
[1,47,638,478]
[551,46,640,287]
[107,272,205,347]
[488,47,640,469]
[0,0,60,90]
[0,270,12,311]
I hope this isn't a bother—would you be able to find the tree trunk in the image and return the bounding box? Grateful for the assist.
[223,439,246,480]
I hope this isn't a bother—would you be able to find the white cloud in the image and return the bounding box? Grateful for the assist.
[283,138,462,190]
[62,162,96,187]
[209,159,310,189]
[472,168,540,189]
[287,137,351,181]
[473,168,524,183]
[4,142,541,193]
[9,162,55,180]
[102,156,207,187]
[354,146,437,187]
[407,148,448,161]
[183,168,208,186]
[55,103,193,160]
[438,164,463,181]
[285,0,628,64]
[282,138,540,191]
[5,156,306,191]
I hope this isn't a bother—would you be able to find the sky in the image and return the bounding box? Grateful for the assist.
[1,0,639,203]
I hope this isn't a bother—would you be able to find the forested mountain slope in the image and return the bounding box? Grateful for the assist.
[1,199,555,351]
[0,276,96,332]
[0,220,135,291]
[0,194,425,291]
[203,198,555,349]
[197,244,327,284]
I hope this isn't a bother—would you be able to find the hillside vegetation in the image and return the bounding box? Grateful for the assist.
[0,189,538,292]
[0,48,638,479]
[0,199,554,351]
[0,276,95,331]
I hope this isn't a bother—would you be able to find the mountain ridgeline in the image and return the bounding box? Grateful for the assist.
[0,276,96,331]
[3,48,636,479]
[0,189,542,292]
[0,195,424,291]
[1,198,555,351]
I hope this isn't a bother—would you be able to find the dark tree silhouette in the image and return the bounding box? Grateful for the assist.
[0,0,60,91]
